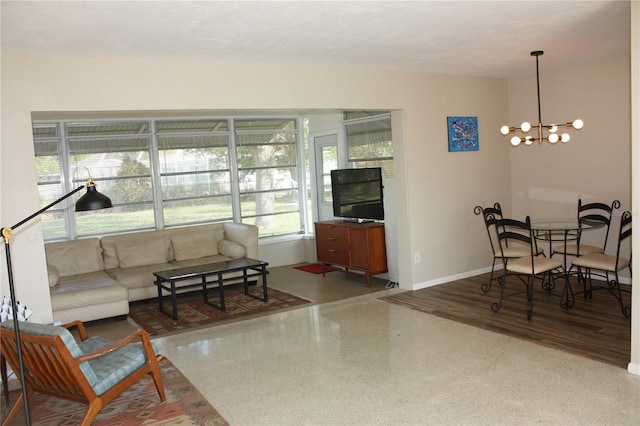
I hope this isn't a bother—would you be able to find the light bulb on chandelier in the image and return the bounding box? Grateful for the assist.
[500,51,583,147]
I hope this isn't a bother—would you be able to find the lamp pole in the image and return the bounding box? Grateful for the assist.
[1,184,86,425]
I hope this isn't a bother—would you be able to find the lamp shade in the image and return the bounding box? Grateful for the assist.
[75,185,113,211]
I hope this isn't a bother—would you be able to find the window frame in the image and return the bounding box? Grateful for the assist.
[32,114,306,241]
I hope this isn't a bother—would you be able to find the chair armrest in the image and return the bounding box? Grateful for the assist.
[61,320,89,341]
[76,329,156,363]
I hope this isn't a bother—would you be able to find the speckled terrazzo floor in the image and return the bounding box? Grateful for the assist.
[152,292,640,425]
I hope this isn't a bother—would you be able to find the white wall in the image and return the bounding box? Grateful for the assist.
[0,55,510,322]
[1,52,636,372]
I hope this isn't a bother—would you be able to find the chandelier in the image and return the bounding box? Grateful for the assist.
[500,51,583,146]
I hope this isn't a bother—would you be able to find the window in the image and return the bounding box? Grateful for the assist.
[235,119,302,237]
[156,119,233,227]
[343,112,394,177]
[32,115,304,241]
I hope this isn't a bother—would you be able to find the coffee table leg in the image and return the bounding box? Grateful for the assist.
[218,271,225,311]
[261,265,268,302]
[156,279,165,314]
[170,280,178,320]
[202,276,208,303]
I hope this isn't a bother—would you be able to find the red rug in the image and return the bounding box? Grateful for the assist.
[0,357,227,425]
[294,263,330,274]
[129,286,312,336]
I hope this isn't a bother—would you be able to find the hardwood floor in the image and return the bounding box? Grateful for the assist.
[380,272,631,368]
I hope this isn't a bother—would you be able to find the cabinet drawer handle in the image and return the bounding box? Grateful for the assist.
[328,249,336,253]
[328,237,336,241]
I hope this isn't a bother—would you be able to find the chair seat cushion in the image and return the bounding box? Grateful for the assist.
[554,244,604,256]
[507,256,562,274]
[495,246,543,258]
[86,341,159,396]
[78,335,112,353]
[572,253,629,272]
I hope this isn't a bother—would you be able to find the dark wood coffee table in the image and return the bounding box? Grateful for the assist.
[153,258,269,320]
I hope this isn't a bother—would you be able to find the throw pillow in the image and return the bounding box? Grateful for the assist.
[47,264,60,287]
[172,232,219,262]
[218,240,246,258]
[116,238,169,268]
[45,238,104,277]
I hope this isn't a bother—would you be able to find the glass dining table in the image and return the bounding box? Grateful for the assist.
[530,218,605,308]
[530,218,605,265]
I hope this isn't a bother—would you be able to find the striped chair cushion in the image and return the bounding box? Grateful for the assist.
[1,321,158,396]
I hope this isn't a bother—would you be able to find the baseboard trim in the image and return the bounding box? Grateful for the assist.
[412,267,493,290]
[628,362,640,376]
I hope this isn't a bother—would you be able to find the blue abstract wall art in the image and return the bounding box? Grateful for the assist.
[447,116,479,152]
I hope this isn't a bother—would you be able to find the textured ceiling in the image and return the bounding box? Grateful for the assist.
[0,0,631,78]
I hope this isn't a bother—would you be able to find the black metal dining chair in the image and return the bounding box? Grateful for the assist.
[552,199,620,260]
[474,203,543,293]
[571,210,632,317]
[474,203,504,293]
[491,216,566,320]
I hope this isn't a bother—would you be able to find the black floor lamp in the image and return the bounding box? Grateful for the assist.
[1,176,112,425]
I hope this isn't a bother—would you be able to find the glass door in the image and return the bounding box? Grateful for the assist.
[312,133,338,222]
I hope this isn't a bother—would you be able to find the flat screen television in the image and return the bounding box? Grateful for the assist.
[331,167,384,222]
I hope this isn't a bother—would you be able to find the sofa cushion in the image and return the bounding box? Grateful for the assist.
[218,239,247,258]
[49,271,128,311]
[45,238,104,277]
[116,238,170,268]
[171,231,219,261]
[106,263,175,290]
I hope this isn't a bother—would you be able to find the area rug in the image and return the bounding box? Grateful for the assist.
[0,357,227,425]
[294,263,330,274]
[129,286,312,336]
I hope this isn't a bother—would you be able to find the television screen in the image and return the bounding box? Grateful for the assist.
[331,167,384,222]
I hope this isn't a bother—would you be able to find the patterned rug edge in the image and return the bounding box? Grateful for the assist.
[129,286,313,337]
[0,357,228,425]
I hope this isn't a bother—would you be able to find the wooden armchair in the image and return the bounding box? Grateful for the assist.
[0,320,166,425]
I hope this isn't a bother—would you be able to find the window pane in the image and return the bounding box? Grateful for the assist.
[70,152,153,203]
[40,211,66,241]
[163,196,233,227]
[33,123,65,240]
[158,124,232,227]
[156,119,229,133]
[343,111,389,120]
[76,204,155,237]
[67,121,155,235]
[346,117,393,162]
[235,118,301,237]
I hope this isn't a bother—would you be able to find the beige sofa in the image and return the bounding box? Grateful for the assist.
[46,222,259,323]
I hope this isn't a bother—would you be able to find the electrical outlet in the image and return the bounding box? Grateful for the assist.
[414,252,421,264]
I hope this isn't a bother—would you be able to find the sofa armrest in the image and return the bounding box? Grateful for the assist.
[223,222,259,259]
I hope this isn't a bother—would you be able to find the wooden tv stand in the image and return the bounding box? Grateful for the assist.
[314,220,387,287]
